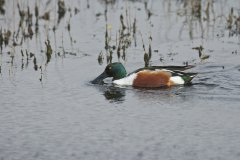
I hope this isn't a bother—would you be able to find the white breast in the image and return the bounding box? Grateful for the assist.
[113,73,137,86]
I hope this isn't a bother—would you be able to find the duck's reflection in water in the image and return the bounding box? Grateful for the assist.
[103,86,126,103]
[92,83,126,103]
[94,83,191,103]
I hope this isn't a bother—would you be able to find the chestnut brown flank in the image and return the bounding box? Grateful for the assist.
[133,70,172,87]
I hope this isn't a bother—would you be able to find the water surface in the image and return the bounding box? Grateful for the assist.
[0,0,240,160]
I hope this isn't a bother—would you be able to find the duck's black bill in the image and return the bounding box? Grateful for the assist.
[91,71,108,84]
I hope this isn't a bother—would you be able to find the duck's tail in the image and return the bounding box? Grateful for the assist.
[182,72,198,84]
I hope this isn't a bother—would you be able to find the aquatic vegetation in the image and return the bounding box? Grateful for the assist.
[192,45,210,61]
[176,0,216,39]
[45,40,52,64]
[144,1,153,20]
[3,30,10,46]
[100,0,116,5]
[34,4,39,33]
[191,0,201,18]
[0,0,238,85]
[140,33,152,67]
[39,66,43,82]
[227,8,234,30]
[40,11,50,21]
[0,0,5,15]
[0,29,3,52]
[57,0,66,24]
[33,55,38,71]
[98,51,104,65]
[227,7,240,36]
[102,12,136,64]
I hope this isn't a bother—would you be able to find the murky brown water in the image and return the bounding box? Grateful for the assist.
[1,0,240,160]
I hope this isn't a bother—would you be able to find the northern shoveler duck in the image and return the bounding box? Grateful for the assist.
[92,62,197,88]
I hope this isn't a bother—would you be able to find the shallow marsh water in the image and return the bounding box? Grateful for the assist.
[0,0,240,160]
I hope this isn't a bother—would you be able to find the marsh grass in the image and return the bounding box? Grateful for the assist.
[227,7,240,36]
[102,10,135,65]
[0,0,239,82]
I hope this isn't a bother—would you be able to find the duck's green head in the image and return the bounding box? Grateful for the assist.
[92,62,127,84]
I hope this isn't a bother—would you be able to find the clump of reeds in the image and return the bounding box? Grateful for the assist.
[57,0,66,24]
[144,1,153,20]
[0,28,3,52]
[100,11,135,65]
[0,0,5,15]
[45,40,53,64]
[35,3,39,33]
[192,45,210,61]
[15,3,36,40]
[227,8,240,36]
[0,29,11,51]
[140,33,152,67]
[191,0,201,18]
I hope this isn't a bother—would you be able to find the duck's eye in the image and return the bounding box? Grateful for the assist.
[105,66,112,75]
[106,66,111,72]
